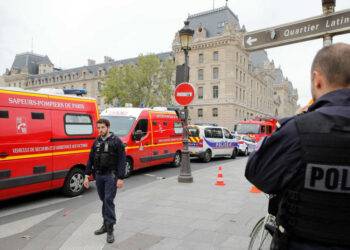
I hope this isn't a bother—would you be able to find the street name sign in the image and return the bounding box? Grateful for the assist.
[243,8,350,51]
[175,82,195,106]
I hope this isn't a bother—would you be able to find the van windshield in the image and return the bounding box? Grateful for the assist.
[235,123,260,134]
[101,116,136,137]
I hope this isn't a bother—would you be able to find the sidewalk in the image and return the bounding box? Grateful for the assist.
[100,158,267,250]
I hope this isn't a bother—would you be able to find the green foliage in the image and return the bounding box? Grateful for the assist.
[101,54,175,107]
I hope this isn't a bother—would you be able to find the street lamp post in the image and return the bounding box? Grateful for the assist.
[178,21,194,183]
[322,0,336,47]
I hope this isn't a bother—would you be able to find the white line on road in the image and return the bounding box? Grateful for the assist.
[0,195,82,218]
[0,208,63,239]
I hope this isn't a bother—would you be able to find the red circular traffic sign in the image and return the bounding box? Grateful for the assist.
[175,82,195,106]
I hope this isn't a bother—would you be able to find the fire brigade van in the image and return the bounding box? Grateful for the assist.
[234,118,278,142]
[0,87,99,201]
[188,125,238,163]
[100,107,183,177]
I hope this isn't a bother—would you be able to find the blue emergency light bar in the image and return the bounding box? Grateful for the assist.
[194,122,218,126]
[63,89,87,96]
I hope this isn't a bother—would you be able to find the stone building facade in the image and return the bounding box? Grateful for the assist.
[2,6,298,125]
[173,6,298,130]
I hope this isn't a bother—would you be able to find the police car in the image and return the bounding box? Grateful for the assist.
[233,134,257,156]
[188,125,238,162]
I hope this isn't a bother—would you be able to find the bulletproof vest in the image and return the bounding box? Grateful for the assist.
[94,135,118,171]
[277,106,350,247]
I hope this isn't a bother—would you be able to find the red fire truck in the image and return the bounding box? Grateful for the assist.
[233,118,278,142]
[100,107,183,177]
[0,88,99,201]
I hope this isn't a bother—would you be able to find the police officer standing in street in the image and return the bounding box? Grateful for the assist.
[246,43,350,250]
[84,118,126,244]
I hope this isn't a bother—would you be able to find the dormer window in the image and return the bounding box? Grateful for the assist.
[217,21,225,28]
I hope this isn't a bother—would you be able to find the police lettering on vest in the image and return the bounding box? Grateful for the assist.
[305,163,350,193]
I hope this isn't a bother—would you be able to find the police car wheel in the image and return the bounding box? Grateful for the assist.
[171,151,181,168]
[124,158,133,178]
[62,168,85,197]
[202,150,211,163]
[244,148,248,156]
[231,148,237,159]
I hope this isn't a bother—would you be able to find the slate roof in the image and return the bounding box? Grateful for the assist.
[11,52,52,75]
[274,68,283,85]
[250,50,269,71]
[28,51,173,80]
[187,6,240,37]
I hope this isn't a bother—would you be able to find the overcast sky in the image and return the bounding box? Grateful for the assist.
[1,0,350,105]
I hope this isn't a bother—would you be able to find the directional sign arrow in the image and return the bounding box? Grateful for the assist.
[243,8,350,51]
[246,37,258,46]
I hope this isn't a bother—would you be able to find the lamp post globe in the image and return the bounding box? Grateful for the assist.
[179,21,194,51]
[178,20,194,183]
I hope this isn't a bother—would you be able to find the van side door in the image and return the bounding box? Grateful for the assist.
[51,111,95,189]
[131,118,152,169]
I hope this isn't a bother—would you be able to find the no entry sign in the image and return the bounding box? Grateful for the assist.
[175,82,195,106]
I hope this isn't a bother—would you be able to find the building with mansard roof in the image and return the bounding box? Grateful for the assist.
[2,5,298,125]
[172,6,298,129]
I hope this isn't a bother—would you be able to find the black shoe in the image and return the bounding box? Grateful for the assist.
[106,224,114,243]
[94,224,107,235]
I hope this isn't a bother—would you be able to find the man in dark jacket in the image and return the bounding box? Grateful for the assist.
[245,43,350,250]
[84,118,126,244]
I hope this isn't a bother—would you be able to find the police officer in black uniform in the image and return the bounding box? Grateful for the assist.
[245,43,350,250]
[84,118,125,244]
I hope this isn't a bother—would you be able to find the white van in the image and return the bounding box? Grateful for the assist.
[188,125,238,162]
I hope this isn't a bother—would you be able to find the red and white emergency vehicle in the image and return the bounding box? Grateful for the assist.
[100,107,183,177]
[233,118,278,142]
[0,87,99,201]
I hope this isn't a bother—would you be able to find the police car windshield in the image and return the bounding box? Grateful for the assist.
[235,124,260,134]
[188,128,199,137]
[101,116,136,137]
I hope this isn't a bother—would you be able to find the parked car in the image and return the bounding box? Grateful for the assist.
[232,134,257,156]
[188,125,238,162]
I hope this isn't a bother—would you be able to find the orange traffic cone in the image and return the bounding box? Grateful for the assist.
[249,185,262,193]
[215,166,226,186]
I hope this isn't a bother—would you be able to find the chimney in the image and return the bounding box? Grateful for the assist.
[88,59,96,66]
[104,56,113,63]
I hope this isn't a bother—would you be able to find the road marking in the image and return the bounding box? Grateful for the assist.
[59,212,122,250]
[0,195,82,218]
[0,209,63,239]
[144,174,156,177]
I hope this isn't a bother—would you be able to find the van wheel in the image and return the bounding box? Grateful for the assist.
[231,148,237,159]
[171,151,182,168]
[62,168,85,197]
[202,150,211,163]
[124,158,133,178]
